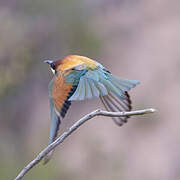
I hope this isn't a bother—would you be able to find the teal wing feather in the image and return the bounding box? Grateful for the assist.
[67,69,108,101]
[66,65,140,126]
[67,67,140,101]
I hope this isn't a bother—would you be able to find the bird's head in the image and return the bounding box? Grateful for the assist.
[44,60,57,74]
[44,55,98,75]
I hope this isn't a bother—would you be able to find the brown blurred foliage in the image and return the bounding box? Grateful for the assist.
[0,0,180,180]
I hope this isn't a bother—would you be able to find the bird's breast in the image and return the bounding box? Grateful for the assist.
[52,73,73,114]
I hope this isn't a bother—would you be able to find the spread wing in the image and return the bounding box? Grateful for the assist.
[67,67,140,126]
[68,67,140,101]
[68,69,109,101]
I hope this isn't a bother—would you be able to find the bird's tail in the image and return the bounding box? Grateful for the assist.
[44,105,61,164]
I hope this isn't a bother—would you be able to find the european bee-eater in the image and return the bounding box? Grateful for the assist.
[44,55,140,162]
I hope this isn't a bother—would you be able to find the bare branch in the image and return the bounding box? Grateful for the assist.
[14,108,156,180]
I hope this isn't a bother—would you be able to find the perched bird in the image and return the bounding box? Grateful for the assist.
[44,55,140,163]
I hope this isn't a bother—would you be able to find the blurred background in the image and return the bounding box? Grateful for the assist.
[0,0,180,179]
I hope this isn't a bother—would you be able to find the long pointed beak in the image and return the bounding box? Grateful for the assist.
[44,60,53,65]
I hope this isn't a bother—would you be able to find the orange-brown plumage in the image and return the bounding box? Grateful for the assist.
[54,55,98,71]
[52,72,72,114]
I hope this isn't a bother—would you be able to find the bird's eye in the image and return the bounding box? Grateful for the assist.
[50,63,56,70]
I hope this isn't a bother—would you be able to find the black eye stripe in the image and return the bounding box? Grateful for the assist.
[50,63,56,70]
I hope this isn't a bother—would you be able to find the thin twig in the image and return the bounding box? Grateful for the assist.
[14,108,156,180]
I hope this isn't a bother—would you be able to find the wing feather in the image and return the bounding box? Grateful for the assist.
[69,74,105,100]
[98,76,126,99]
[100,92,132,126]
[84,78,93,99]
[68,80,83,100]
[88,79,100,98]
[66,66,139,126]
[94,81,108,96]
[68,67,139,101]
[76,78,86,100]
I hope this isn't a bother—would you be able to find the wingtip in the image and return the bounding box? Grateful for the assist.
[132,80,140,86]
[136,80,141,84]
